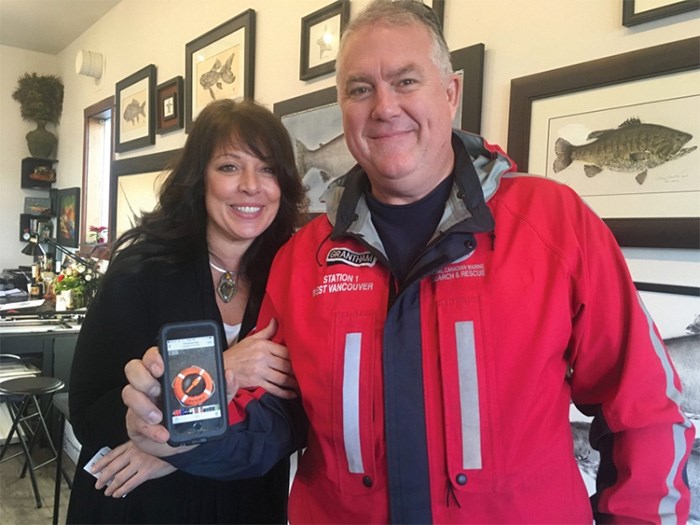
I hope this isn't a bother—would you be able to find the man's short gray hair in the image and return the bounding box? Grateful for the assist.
[337,0,453,80]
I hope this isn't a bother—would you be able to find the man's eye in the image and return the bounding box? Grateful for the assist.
[348,86,370,97]
[398,78,417,87]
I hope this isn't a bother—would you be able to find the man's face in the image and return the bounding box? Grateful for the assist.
[336,21,460,204]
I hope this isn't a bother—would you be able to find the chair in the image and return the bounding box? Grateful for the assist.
[52,392,74,525]
[0,374,68,508]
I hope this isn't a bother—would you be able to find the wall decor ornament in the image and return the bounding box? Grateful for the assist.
[185,9,256,132]
[507,37,700,249]
[56,187,81,248]
[299,0,349,81]
[156,76,184,134]
[115,64,157,153]
[12,73,64,158]
[622,0,700,26]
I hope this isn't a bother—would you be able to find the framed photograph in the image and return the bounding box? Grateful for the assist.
[185,9,256,132]
[156,76,184,134]
[507,37,700,249]
[23,196,53,216]
[300,0,349,81]
[19,214,53,242]
[622,0,700,26]
[451,43,485,133]
[110,149,182,239]
[115,64,157,153]
[56,187,81,248]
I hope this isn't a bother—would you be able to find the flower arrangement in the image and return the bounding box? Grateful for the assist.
[89,225,108,244]
[54,261,102,308]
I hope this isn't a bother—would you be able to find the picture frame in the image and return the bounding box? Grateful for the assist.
[23,196,53,216]
[185,9,256,132]
[115,64,157,153]
[392,0,445,27]
[622,0,700,26]
[451,43,485,133]
[56,187,81,248]
[299,0,349,81]
[507,37,700,249]
[156,76,184,134]
[110,149,182,239]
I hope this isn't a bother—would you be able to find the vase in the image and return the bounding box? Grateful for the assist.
[26,120,57,158]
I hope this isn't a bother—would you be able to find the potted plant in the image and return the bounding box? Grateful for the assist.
[12,73,64,158]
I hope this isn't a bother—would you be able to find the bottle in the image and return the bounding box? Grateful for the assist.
[29,263,45,299]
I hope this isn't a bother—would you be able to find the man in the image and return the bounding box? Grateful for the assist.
[124,1,694,522]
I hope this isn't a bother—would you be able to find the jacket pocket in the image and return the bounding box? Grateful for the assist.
[328,311,380,495]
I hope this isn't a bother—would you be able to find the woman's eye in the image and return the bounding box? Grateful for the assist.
[261,166,276,175]
[219,164,238,173]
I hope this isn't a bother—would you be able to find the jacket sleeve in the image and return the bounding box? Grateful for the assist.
[564,189,695,523]
[165,387,307,479]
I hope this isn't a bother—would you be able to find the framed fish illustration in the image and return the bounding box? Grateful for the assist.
[115,64,156,153]
[508,37,700,249]
[185,9,256,133]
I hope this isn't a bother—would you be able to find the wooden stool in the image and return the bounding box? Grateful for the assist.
[0,376,65,508]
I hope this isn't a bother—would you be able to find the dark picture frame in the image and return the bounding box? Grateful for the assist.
[622,0,700,26]
[507,37,700,249]
[56,187,81,248]
[110,149,182,240]
[115,64,157,153]
[185,9,256,132]
[451,43,485,133]
[300,0,349,81]
[156,76,184,134]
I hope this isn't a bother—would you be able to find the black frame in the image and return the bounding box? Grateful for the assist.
[507,37,700,249]
[300,0,349,81]
[109,149,182,240]
[451,43,484,134]
[622,0,700,26]
[185,9,256,132]
[56,187,81,248]
[115,64,157,153]
[156,76,184,134]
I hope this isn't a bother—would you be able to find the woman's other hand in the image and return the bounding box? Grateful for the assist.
[224,318,298,399]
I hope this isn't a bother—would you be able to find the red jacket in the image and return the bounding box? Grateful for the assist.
[258,131,693,523]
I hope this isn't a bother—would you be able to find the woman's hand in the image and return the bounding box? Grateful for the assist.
[91,440,177,498]
[122,347,237,456]
[225,319,298,399]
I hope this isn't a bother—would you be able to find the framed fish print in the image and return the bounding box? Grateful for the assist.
[115,64,157,153]
[185,9,256,132]
[300,0,349,81]
[622,0,700,26]
[507,37,700,249]
[57,187,81,248]
[156,76,184,134]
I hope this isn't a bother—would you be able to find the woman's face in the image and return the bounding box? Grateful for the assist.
[204,142,281,249]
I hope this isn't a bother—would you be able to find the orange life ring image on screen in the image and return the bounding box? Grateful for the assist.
[172,366,215,406]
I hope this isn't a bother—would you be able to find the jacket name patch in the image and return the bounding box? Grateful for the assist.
[326,248,376,268]
[434,263,485,282]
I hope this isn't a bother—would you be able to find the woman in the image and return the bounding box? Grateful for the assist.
[67,98,307,524]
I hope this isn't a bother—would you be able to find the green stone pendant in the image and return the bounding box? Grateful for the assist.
[217,271,238,303]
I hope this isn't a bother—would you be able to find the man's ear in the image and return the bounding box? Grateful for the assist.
[446,73,461,121]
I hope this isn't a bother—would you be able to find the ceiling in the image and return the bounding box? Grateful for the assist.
[0,0,120,55]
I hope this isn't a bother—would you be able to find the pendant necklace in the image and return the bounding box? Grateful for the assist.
[209,254,239,303]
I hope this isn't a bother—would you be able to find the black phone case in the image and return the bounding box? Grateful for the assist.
[158,320,228,446]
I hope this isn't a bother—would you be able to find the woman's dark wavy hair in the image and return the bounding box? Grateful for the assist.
[107,98,307,297]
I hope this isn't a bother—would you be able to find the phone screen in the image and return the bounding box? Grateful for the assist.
[160,321,227,444]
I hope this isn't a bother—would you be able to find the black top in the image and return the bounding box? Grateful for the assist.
[66,249,289,524]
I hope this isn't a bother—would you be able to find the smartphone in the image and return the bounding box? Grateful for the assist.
[158,320,228,446]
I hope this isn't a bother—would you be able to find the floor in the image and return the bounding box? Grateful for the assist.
[0,442,75,525]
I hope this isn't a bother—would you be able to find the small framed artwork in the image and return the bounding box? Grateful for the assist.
[56,187,81,248]
[450,43,485,133]
[507,37,700,249]
[185,9,256,132]
[19,214,53,242]
[300,0,349,81]
[156,76,184,134]
[24,196,53,216]
[622,0,700,26]
[115,64,157,153]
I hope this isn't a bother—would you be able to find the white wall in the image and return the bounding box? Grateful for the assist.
[2,0,699,298]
